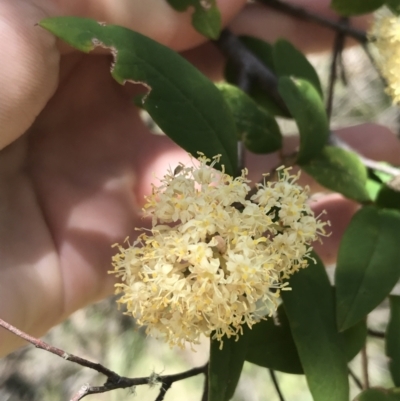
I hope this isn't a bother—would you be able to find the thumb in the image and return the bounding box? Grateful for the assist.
[0,0,59,150]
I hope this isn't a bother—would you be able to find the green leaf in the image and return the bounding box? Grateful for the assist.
[342,319,367,362]
[336,206,400,331]
[355,388,400,401]
[217,83,282,154]
[278,77,329,164]
[208,333,249,401]
[331,0,384,16]
[224,36,289,117]
[301,146,370,202]
[386,296,400,386]
[245,304,303,374]
[282,252,349,401]
[273,39,323,97]
[376,177,400,210]
[245,303,366,374]
[386,0,400,14]
[165,0,221,39]
[40,17,237,175]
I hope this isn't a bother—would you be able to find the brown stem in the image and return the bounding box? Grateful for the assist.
[0,317,207,401]
[257,0,367,43]
[361,344,370,390]
[326,18,348,120]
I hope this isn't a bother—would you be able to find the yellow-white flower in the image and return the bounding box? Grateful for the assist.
[370,11,400,103]
[111,155,327,348]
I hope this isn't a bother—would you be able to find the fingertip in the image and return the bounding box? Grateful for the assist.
[311,194,359,266]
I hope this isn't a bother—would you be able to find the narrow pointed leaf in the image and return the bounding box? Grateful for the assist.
[386,296,400,386]
[331,0,384,16]
[165,0,221,39]
[301,146,370,202]
[273,39,323,97]
[40,16,237,175]
[278,77,329,164]
[355,388,400,401]
[336,206,400,331]
[282,252,349,401]
[209,333,249,401]
[217,83,282,154]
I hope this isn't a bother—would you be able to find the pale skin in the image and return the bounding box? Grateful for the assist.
[1,0,399,356]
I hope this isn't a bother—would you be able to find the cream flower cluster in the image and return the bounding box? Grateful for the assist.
[111,155,326,348]
[370,11,400,103]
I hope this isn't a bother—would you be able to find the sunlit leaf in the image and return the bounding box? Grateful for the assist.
[282,252,349,401]
[165,0,221,39]
[217,83,282,154]
[387,296,400,386]
[278,77,329,164]
[273,39,323,97]
[301,146,370,202]
[209,333,249,401]
[336,206,400,331]
[331,0,384,16]
[40,16,237,175]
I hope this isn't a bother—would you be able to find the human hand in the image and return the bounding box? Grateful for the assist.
[0,0,398,356]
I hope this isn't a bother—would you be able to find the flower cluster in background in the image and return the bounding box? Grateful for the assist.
[111,155,327,348]
[370,11,400,103]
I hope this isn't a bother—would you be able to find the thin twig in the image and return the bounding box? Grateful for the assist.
[215,29,400,178]
[0,318,207,401]
[326,18,348,120]
[367,329,385,339]
[269,370,285,401]
[348,367,363,390]
[213,29,290,114]
[361,345,370,390]
[257,0,367,43]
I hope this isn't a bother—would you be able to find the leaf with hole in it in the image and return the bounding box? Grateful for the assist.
[336,206,400,332]
[208,333,249,401]
[355,388,400,401]
[278,77,329,164]
[386,296,400,386]
[281,252,349,401]
[302,146,370,202]
[166,0,221,39]
[39,17,237,175]
[224,36,289,117]
[245,302,366,374]
[217,83,282,154]
[273,39,323,97]
[331,0,384,15]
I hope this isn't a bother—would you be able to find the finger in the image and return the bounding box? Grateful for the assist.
[57,0,247,51]
[0,1,59,150]
[244,123,400,193]
[311,194,359,266]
